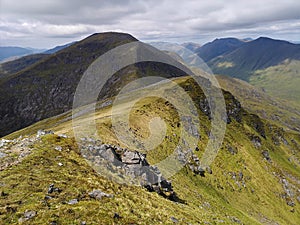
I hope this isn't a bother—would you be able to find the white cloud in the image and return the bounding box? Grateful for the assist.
[0,0,299,48]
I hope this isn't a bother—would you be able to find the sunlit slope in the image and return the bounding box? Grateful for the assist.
[1,76,299,224]
[217,75,300,132]
[250,59,300,107]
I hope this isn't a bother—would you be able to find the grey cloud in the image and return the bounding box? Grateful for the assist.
[0,0,299,48]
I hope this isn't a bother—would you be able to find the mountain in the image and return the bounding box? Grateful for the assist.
[181,42,201,52]
[195,38,245,62]
[43,42,77,54]
[0,33,189,137]
[0,32,136,137]
[0,32,299,224]
[195,37,300,109]
[208,37,300,80]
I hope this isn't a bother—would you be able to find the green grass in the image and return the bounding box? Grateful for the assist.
[250,59,300,108]
[217,74,300,132]
[1,76,300,224]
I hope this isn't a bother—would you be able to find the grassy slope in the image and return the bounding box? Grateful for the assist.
[250,60,300,107]
[1,77,300,224]
[217,75,300,132]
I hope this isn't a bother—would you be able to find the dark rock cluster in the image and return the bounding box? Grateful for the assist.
[187,153,212,177]
[79,138,179,201]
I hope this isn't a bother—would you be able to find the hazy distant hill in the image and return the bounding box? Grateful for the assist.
[195,38,245,62]
[0,46,34,61]
[181,42,201,52]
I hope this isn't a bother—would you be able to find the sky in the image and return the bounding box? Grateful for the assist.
[0,0,300,48]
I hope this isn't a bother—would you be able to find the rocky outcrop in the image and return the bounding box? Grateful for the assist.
[79,138,179,201]
[0,130,64,171]
[224,91,243,123]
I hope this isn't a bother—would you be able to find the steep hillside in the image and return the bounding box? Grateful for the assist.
[196,38,245,62]
[250,59,300,107]
[0,32,138,137]
[209,37,300,80]
[1,76,299,224]
[217,75,300,132]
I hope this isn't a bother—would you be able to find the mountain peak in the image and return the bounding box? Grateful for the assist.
[254,36,292,45]
[83,32,138,42]
[196,37,245,62]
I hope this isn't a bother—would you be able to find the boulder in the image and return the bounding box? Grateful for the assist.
[262,150,271,162]
[37,129,54,138]
[68,199,79,205]
[18,210,37,222]
[89,190,113,200]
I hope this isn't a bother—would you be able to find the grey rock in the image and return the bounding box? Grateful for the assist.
[121,150,147,165]
[202,202,211,209]
[37,130,54,138]
[99,100,113,108]
[206,166,212,174]
[99,148,122,166]
[262,150,271,162]
[47,184,62,194]
[230,216,242,224]
[287,200,295,207]
[196,166,205,176]
[19,210,36,222]
[227,145,237,155]
[58,134,68,138]
[170,216,179,223]
[182,116,199,137]
[0,152,7,158]
[238,171,243,181]
[89,190,113,200]
[54,146,62,151]
[68,199,78,205]
[80,139,177,200]
[252,136,262,148]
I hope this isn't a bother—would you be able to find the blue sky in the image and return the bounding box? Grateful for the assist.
[0,0,300,48]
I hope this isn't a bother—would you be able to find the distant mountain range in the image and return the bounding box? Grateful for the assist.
[0,46,45,62]
[183,37,300,108]
[205,37,300,80]
[0,42,76,62]
[195,38,246,62]
[1,35,300,136]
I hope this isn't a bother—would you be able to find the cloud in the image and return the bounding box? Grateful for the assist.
[0,0,300,48]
